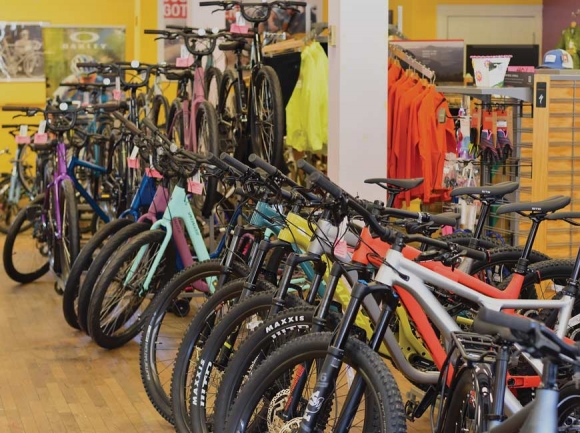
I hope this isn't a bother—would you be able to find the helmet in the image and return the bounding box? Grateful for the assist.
[70,54,97,77]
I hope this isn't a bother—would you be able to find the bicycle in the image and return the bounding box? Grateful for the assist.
[200,0,307,169]
[2,103,85,293]
[0,37,43,78]
[144,28,220,218]
[0,123,37,233]
[437,305,580,432]
[85,115,240,349]
[222,171,577,432]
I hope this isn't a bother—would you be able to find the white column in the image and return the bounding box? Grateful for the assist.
[327,0,388,202]
[188,1,226,70]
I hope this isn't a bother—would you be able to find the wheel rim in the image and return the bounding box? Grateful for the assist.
[254,76,275,163]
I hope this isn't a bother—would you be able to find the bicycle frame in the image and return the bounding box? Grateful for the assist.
[178,60,208,152]
[6,143,26,205]
[42,141,71,240]
[67,155,110,223]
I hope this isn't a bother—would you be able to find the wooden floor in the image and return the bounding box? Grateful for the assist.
[0,234,431,433]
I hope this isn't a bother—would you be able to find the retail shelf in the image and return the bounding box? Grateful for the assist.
[436,85,533,102]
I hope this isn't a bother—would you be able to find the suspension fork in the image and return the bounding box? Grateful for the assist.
[297,282,399,432]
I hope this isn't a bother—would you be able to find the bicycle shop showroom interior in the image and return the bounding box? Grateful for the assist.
[2,0,580,432]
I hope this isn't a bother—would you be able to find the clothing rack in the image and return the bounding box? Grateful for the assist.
[390,44,435,81]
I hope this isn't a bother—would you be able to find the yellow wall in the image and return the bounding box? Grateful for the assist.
[389,0,542,40]
[0,0,160,170]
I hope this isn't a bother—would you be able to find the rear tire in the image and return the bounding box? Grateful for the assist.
[3,194,49,283]
[62,218,133,330]
[87,229,176,349]
[250,66,284,169]
[55,179,81,293]
[77,222,152,333]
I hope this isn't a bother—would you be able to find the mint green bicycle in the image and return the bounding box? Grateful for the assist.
[86,117,230,349]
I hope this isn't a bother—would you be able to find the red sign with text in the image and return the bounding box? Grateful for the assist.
[164,0,187,19]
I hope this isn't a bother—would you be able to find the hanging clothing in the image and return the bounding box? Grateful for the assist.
[286,42,328,153]
[388,60,456,206]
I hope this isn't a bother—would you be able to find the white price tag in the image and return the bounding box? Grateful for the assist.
[130,146,139,159]
[38,120,47,135]
[180,45,189,59]
[19,125,28,137]
[82,91,90,106]
[334,217,348,258]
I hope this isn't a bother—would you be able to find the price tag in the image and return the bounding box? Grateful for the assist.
[145,167,163,178]
[82,91,90,106]
[231,24,250,34]
[16,125,30,144]
[34,120,48,144]
[187,171,204,195]
[34,133,48,144]
[127,145,140,168]
[19,125,28,137]
[176,53,193,68]
[113,76,122,101]
[334,217,348,259]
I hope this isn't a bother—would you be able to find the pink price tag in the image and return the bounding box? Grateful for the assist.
[187,178,204,195]
[145,167,163,179]
[34,133,48,144]
[334,240,348,259]
[113,89,122,101]
[231,24,250,34]
[127,157,140,169]
[15,135,31,144]
[176,56,193,68]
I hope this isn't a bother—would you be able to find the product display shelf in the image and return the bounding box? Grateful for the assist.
[436,85,533,249]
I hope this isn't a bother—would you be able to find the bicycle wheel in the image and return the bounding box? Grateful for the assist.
[194,100,220,219]
[0,175,30,234]
[250,65,284,168]
[62,218,133,330]
[224,332,407,433]
[167,99,185,148]
[3,194,49,283]
[140,259,249,424]
[205,66,222,109]
[151,94,170,132]
[213,306,341,433]
[77,221,152,333]
[54,179,80,294]
[557,380,580,429]
[170,278,278,433]
[217,69,243,155]
[87,229,176,349]
[190,290,308,432]
[439,365,493,433]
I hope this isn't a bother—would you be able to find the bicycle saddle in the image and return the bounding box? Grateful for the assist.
[450,181,519,199]
[219,39,251,52]
[364,178,424,191]
[495,195,571,215]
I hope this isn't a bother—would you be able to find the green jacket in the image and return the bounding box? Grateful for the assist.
[557,27,580,68]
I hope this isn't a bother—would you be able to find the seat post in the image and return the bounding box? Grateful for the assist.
[513,216,542,274]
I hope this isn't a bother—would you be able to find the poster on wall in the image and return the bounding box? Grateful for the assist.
[225,0,323,34]
[42,26,126,99]
[391,40,465,84]
[157,0,188,63]
[0,22,45,82]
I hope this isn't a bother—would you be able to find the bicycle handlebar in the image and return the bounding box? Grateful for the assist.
[200,1,307,23]
[221,153,251,174]
[2,106,36,112]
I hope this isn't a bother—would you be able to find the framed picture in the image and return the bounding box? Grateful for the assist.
[0,22,45,82]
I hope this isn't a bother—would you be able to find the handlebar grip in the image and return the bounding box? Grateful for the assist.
[2,106,30,112]
[309,172,343,199]
[248,154,276,176]
[141,117,158,133]
[280,1,308,6]
[111,112,142,135]
[476,308,536,335]
[296,159,320,176]
[220,153,251,174]
[206,152,231,172]
[200,1,223,5]
[430,212,460,228]
[91,101,129,112]
[76,62,100,67]
[144,29,168,35]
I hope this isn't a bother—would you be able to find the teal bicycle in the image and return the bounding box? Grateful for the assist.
[86,117,229,349]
